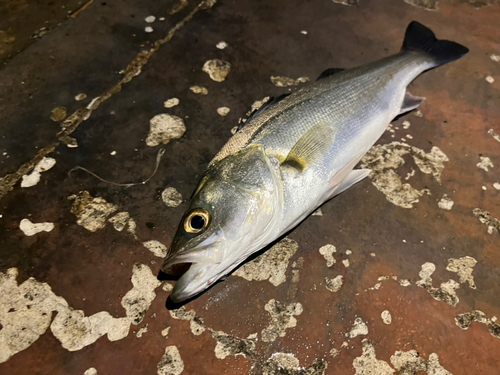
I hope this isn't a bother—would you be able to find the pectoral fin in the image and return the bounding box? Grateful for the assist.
[283,122,334,172]
[399,91,425,114]
[331,169,371,198]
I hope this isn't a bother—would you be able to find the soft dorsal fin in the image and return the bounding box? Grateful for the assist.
[282,122,334,172]
[237,94,290,132]
[316,68,345,81]
[399,91,425,114]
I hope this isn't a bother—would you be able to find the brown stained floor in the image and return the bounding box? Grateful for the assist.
[0,0,499,374]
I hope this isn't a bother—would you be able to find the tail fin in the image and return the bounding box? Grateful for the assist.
[402,21,468,67]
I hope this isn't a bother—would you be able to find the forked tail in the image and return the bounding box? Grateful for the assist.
[402,21,468,67]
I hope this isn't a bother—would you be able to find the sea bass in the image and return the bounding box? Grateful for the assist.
[162,21,468,302]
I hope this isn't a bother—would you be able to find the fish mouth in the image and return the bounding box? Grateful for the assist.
[168,262,218,303]
[161,260,193,278]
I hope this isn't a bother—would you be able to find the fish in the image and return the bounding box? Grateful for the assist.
[161,21,468,302]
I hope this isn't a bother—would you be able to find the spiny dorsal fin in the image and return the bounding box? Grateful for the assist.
[238,94,290,132]
[399,91,425,115]
[316,68,345,81]
[283,122,334,172]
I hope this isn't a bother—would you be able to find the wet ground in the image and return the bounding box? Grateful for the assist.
[1,0,499,374]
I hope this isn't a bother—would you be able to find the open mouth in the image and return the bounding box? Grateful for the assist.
[161,261,193,278]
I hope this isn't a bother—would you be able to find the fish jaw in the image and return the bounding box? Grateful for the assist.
[169,262,221,302]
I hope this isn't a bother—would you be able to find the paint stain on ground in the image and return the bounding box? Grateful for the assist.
[403,0,439,10]
[189,86,208,95]
[162,187,183,207]
[325,275,343,292]
[416,262,460,306]
[361,142,448,209]
[168,0,189,15]
[142,240,168,258]
[263,353,327,375]
[108,212,137,237]
[353,340,394,375]
[217,107,230,116]
[211,330,256,359]
[348,317,369,338]
[21,157,56,187]
[477,156,494,171]
[19,218,54,236]
[164,98,180,108]
[75,93,87,101]
[446,256,477,289]
[121,264,162,325]
[202,59,231,82]
[270,76,309,87]
[261,299,303,342]
[391,350,452,374]
[438,194,454,210]
[488,128,500,143]
[381,310,392,325]
[157,346,184,375]
[233,237,298,286]
[455,310,500,340]
[319,244,336,267]
[473,208,500,235]
[68,191,118,232]
[50,107,67,122]
[145,114,186,147]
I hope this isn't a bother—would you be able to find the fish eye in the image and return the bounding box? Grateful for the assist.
[184,208,210,234]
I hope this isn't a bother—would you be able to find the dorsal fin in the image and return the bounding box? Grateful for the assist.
[282,122,335,172]
[237,94,290,132]
[316,68,345,81]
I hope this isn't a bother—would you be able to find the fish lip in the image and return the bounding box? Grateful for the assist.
[168,263,221,303]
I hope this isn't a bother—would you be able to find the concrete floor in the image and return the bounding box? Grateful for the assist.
[1,0,499,374]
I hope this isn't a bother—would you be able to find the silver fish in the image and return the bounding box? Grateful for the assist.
[162,21,468,302]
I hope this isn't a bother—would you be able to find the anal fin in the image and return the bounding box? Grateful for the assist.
[400,91,425,115]
[283,122,335,172]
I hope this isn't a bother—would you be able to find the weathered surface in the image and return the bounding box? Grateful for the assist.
[1,0,500,374]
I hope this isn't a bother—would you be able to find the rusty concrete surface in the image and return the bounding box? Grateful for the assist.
[0,0,499,374]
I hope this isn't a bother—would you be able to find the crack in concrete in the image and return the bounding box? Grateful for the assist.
[0,0,216,202]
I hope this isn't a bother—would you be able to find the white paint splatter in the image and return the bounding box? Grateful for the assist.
[263,352,327,375]
[21,157,56,187]
[391,350,451,374]
[325,275,343,292]
[161,187,183,207]
[202,59,231,82]
[189,86,208,95]
[75,93,87,101]
[486,75,495,84]
[136,326,148,338]
[348,318,368,338]
[342,259,350,268]
[438,194,454,210]
[164,98,179,108]
[446,256,477,289]
[330,348,340,358]
[233,237,298,286]
[19,218,54,236]
[145,26,153,33]
[84,368,97,375]
[477,156,494,171]
[270,76,309,87]
[402,120,411,129]
[361,142,448,209]
[353,340,394,375]
[121,264,162,325]
[493,183,500,190]
[381,310,392,325]
[161,327,171,337]
[455,310,500,340]
[145,15,156,23]
[68,191,118,232]
[216,41,228,49]
[157,346,184,375]
[300,30,308,35]
[473,208,500,235]
[416,262,460,306]
[332,0,359,6]
[145,114,186,147]
[217,107,230,116]
[142,240,168,258]
[319,244,336,267]
[491,54,500,62]
[261,299,303,342]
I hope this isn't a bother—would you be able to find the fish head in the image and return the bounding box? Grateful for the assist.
[161,145,282,302]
